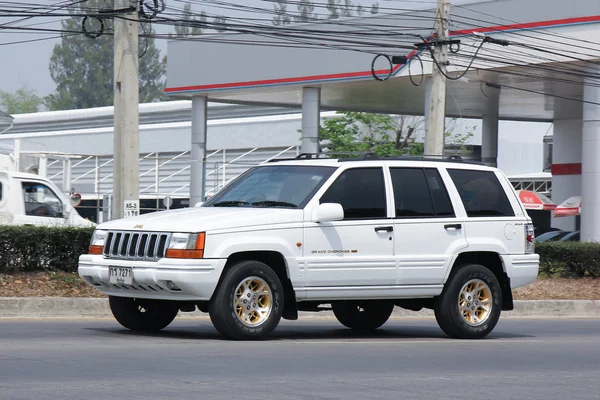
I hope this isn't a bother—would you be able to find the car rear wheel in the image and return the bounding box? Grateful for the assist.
[331,301,394,332]
[434,264,502,339]
[109,296,179,332]
[209,260,284,340]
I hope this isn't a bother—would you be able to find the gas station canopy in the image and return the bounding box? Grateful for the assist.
[165,0,600,122]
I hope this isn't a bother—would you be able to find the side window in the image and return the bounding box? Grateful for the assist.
[22,182,64,218]
[447,169,515,217]
[390,168,434,217]
[320,168,387,219]
[424,169,455,217]
[0,182,2,202]
[390,168,455,218]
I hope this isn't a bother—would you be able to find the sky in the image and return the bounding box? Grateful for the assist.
[0,0,485,99]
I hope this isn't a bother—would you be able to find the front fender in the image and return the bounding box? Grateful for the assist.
[204,228,303,284]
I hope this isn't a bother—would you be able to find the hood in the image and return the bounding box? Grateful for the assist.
[97,206,304,232]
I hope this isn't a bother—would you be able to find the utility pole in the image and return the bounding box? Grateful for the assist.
[113,0,140,219]
[425,0,450,156]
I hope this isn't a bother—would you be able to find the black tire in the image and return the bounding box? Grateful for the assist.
[434,264,502,339]
[331,301,394,332]
[109,296,179,332]
[208,260,284,340]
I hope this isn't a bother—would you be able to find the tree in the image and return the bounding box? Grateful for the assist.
[212,15,228,32]
[171,3,205,37]
[273,0,292,26]
[313,112,474,157]
[317,112,424,157]
[273,0,379,25]
[326,0,340,19]
[45,0,166,110]
[326,0,379,19]
[294,0,318,23]
[0,87,43,114]
[370,2,379,14]
[339,0,353,18]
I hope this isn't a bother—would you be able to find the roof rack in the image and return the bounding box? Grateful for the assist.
[268,152,483,165]
[295,152,375,159]
[266,152,373,162]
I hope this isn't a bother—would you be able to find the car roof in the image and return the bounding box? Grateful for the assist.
[0,169,50,180]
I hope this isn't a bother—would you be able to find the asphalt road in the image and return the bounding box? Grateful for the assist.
[0,317,599,400]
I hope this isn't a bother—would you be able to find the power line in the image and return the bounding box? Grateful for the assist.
[0,0,87,28]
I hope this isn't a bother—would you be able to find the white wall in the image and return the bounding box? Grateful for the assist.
[0,113,311,156]
[498,121,552,176]
[415,117,550,176]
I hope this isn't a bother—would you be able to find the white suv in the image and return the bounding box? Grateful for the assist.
[78,154,539,340]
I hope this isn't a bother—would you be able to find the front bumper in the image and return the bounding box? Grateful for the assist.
[78,254,227,301]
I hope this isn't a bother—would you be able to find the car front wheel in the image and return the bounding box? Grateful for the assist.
[208,260,284,340]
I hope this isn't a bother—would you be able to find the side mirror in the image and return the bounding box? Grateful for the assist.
[316,203,344,222]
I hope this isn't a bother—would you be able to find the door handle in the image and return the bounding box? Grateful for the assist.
[374,226,394,233]
[444,223,462,230]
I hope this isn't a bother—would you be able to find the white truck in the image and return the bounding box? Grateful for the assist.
[0,169,94,227]
[78,155,539,340]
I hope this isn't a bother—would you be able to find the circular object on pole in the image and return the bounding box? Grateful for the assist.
[70,192,82,207]
[163,196,173,209]
[370,54,393,81]
[81,16,105,39]
[408,54,424,87]
[139,0,160,20]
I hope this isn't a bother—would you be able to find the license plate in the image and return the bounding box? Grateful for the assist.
[109,267,133,285]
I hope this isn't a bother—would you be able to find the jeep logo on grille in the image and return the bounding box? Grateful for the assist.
[134,224,144,229]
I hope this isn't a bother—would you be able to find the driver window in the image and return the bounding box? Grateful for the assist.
[320,168,387,219]
[21,182,63,218]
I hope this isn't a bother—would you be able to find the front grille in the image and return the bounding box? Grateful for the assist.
[103,231,170,261]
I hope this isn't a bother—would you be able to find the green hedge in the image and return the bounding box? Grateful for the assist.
[536,242,600,278]
[0,226,94,273]
[1,226,600,278]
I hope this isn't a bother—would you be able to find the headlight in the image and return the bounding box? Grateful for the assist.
[166,232,205,258]
[88,229,107,254]
[168,233,197,250]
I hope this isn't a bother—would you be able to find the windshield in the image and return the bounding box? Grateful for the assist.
[203,165,336,208]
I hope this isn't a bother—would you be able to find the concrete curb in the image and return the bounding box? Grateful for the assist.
[1,298,599,319]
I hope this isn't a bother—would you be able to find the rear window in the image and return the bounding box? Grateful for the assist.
[448,169,515,217]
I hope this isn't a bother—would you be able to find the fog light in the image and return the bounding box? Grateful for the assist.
[166,280,181,291]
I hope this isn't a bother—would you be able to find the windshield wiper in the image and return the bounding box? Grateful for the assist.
[211,200,251,207]
[251,200,298,208]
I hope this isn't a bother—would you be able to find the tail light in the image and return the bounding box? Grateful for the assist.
[525,224,535,253]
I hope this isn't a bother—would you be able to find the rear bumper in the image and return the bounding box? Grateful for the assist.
[502,253,540,289]
[78,254,227,301]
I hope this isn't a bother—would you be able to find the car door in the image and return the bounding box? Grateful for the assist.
[446,168,527,255]
[390,167,468,285]
[13,180,67,227]
[303,167,396,289]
